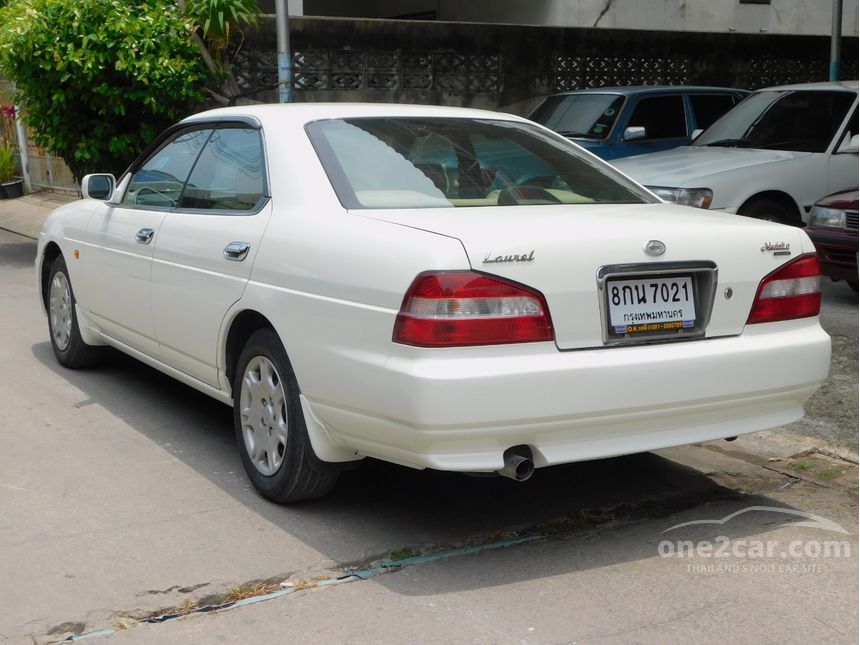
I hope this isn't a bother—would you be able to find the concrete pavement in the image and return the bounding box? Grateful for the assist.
[0,204,857,643]
[0,191,75,240]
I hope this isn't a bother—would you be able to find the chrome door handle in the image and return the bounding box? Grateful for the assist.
[224,242,251,261]
[135,228,155,244]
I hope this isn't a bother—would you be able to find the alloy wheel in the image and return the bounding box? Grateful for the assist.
[49,271,73,351]
[239,356,289,476]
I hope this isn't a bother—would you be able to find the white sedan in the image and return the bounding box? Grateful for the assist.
[37,103,830,502]
[613,81,858,225]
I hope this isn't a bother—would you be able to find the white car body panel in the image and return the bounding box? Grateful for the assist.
[81,203,168,356]
[36,102,832,475]
[828,147,860,195]
[613,147,830,213]
[151,203,273,386]
[309,319,827,471]
[360,203,815,349]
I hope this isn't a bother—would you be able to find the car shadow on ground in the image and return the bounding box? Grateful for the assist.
[0,239,37,268]
[30,339,809,593]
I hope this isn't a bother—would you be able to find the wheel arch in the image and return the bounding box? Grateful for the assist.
[223,309,276,396]
[221,308,361,465]
[39,241,64,313]
[737,191,804,226]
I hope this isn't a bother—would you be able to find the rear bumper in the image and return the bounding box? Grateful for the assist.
[308,319,830,472]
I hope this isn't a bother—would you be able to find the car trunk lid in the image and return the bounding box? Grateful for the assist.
[359,203,814,349]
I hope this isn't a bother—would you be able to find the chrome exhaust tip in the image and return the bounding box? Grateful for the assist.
[497,447,535,482]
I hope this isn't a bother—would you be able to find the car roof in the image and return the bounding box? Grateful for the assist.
[544,85,748,98]
[182,103,528,128]
[755,80,858,92]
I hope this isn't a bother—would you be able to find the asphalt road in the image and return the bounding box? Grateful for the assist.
[0,229,856,644]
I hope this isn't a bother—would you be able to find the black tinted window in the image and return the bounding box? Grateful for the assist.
[627,96,687,139]
[179,128,265,211]
[696,90,856,152]
[689,94,739,130]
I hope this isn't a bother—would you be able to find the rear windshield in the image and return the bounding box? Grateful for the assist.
[306,117,652,210]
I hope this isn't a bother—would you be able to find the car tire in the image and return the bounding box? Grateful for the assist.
[233,328,339,503]
[47,255,103,369]
[739,198,794,225]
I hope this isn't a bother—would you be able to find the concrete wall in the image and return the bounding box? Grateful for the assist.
[436,0,859,37]
[234,16,858,109]
[288,0,859,37]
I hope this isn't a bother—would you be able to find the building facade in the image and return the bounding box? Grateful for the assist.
[264,0,859,37]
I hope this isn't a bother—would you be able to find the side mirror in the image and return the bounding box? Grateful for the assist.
[837,133,859,154]
[623,126,646,142]
[82,173,116,200]
[691,128,704,141]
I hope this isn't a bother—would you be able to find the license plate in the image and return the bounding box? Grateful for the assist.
[606,276,696,336]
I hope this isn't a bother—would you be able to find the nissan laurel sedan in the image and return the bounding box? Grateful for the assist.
[37,104,831,503]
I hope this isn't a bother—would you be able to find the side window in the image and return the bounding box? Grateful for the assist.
[178,127,266,211]
[689,94,738,131]
[122,129,212,208]
[627,96,687,140]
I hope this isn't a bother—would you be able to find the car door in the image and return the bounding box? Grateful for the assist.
[83,127,212,356]
[150,124,272,387]
[829,105,859,194]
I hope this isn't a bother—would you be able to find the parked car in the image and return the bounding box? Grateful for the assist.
[805,188,859,291]
[613,81,859,225]
[37,104,830,503]
[527,86,749,160]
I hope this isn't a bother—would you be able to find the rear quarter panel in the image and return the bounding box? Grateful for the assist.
[235,119,470,411]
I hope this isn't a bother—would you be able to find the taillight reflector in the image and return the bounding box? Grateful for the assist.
[393,271,554,347]
[746,254,821,324]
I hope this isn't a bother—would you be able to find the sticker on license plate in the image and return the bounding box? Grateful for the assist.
[607,276,696,335]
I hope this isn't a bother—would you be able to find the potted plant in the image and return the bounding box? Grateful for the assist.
[0,141,24,199]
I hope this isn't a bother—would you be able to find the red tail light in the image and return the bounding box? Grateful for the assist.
[746,254,821,324]
[393,271,554,347]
